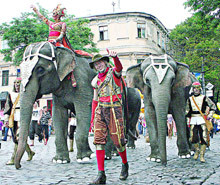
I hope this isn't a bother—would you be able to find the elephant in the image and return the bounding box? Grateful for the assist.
[105,87,141,159]
[15,41,140,169]
[126,54,195,165]
[15,42,96,169]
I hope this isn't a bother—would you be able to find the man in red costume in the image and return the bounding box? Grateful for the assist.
[89,49,129,184]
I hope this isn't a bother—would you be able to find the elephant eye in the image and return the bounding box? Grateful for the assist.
[36,66,45,74]
[145,79,151,87]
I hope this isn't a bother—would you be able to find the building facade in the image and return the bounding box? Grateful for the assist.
[87,12,169,72]
[0,11,169,111]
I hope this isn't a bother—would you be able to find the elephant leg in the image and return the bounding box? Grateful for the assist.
[105,133,113,160]
[171,99,190,158]
[52,99,70,164]
[74,102,93,162]
[145,96,160,162]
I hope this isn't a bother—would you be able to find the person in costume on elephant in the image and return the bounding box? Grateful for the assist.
[89,50,129,184]
[30,4,79,86]
[4,77,35,165]
[186,82,216,163]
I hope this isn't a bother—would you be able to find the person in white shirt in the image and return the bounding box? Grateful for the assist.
[29,102,43,146]
[68,112,77,152]
[186,82,216,162]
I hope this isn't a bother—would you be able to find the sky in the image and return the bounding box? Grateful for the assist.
[0,0,192,29]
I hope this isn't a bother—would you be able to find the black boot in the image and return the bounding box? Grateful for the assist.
[119,162,129,180]
[89,171,106,184]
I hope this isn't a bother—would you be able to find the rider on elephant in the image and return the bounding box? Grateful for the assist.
[89,50,129,184]
[4,77,35,165]
[186,82,216,163]
[30,4,92,87]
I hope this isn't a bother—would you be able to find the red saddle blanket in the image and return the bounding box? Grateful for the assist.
[74,50,93,57]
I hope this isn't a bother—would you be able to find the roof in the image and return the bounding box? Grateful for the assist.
[80,11,169,33]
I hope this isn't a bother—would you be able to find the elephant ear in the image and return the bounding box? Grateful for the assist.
[126,63,144,93]
[172,63,192,93]
[55,47,76,81]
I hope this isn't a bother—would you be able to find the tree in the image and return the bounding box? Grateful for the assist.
[184,0,220,18]
[0,5,98,66]
[168,0,220,97]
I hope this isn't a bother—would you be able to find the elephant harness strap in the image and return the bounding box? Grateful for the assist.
[143,54,175,84]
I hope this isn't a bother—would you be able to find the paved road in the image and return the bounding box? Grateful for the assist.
[1,133,220,185]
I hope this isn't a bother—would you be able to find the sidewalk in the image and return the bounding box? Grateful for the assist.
[1,133,220,184]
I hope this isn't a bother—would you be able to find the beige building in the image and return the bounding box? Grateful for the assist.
[0,11,169,111]
[87,12,169,72]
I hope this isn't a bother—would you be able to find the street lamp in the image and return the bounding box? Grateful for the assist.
[201,55,205,95]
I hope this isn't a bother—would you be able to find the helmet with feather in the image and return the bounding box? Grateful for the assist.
[53,4,66,17]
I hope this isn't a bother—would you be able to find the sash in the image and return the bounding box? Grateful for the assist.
[9,94,20,128]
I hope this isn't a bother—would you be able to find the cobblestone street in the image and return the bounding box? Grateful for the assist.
[1,133,220,185]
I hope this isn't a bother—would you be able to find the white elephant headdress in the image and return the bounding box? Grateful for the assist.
[20,42,57,91]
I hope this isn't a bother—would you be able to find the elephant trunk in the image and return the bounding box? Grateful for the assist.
[15,80,39,169]
[153,91,171,166]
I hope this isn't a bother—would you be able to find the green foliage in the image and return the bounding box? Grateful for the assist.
[0,5,98,66]
[184,0,220,18]
[65,16,98,53]
[169,0,220,97]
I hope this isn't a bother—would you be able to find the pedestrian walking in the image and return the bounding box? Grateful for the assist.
[89,49,129,184]
[167,114,174,139]
[68,112,77,152]
[39,106,52,145]
[4,77,35,165]
[29,102,43,146]
[186,82,216,163]
[2,121,14,141]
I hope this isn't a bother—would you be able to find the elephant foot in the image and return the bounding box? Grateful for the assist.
[112,152,119,156]
[90,153,96,158]
[76,152,95,163]
[179,154,191,159]
[127,145,135,149]
[178,150,191,159]
[52,156,70,164]
[146,154,161,163]
[77,157,91,163]
[105,155,112,160]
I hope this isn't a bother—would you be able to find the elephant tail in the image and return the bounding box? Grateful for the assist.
[128,129,137,141]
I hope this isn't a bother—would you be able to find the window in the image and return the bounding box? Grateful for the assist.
[137,23,146,38]
[2,70,9,86]
[157,31,160,46]
[47,100,53,115]
[99,26,108,40]
[17,69,21,77]
[162,36,165,50]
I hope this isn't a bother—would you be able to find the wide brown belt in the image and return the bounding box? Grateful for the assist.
[99,101,121,108]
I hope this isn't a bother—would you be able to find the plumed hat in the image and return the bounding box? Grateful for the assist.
[89,54,109,69]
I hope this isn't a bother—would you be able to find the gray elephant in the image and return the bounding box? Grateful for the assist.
[126,54,194,165]
[15,42,96,169]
